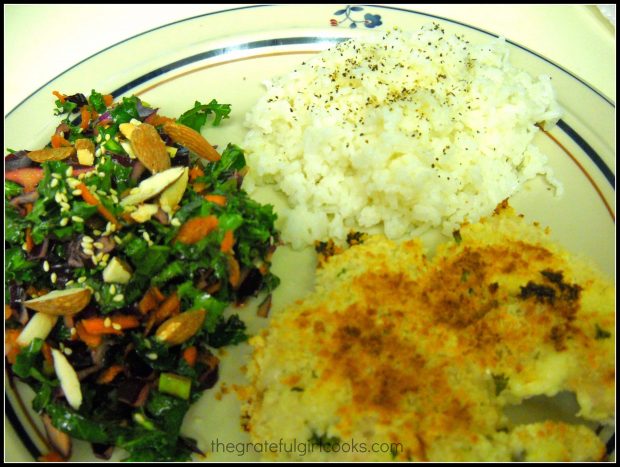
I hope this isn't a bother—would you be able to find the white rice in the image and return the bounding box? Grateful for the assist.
[243,25,563,249]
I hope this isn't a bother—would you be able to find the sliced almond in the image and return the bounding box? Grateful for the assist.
[24,288,92,316]
[163,121,221,162]
[75,139,95,166]
[130,123,170,173]
[119,122,137,140]
[159,167,189,212]
[155,309,206,346]
[74,138,95,153]
[16,312,58,346]
[42,414,72,459]
[102,257,133,284]
[27,147,75,163]
[130,203,159,223]
[120,166,185,207]
[120,141,136,159]
[52,348,82,410]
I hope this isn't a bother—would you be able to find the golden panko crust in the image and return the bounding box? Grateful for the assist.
[242,205,614,461]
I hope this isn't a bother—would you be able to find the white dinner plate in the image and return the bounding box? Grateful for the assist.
[4,4,615,462]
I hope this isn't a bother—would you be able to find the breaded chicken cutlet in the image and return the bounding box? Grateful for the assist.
[241,205,615,461]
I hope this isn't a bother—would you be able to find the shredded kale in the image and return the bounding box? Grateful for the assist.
[177,99,231,132]
[6,90,280,462]
[207,314,248,348]
[5,180,23,198]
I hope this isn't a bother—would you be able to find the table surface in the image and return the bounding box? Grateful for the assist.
[3,4,616,117]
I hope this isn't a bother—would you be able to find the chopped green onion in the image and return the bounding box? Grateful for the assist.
[158,373,191,400]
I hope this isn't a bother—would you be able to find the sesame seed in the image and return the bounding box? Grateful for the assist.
[50,272,58,284]
[113,235,122,244]
[63,347,73,356]
[112,323,122,331]
[105,134,111,141]
[65,280,74,286]
[59,217,69,226]
[72,216,84,223]
[50,178,59,188]
[70,327,77,336]
[146,352,158,360]
[82,247,94,256]
[77,276,87,283]
[78,173,86,180]
[72,189,83,196]
[60,202,71,212]
[52,173,62,180]
[113,294,124,302]
[109,284,116,295]
[22,243,28,251]
[65,167,73,177]
[43,261,50,272]
[67,178,80,188]
[171,218,181,227]
[104,317,112,328]
[142,232,151,242]
[82,235,94,243]
[102,253,110,263]
[93,242,104,249]
[98,172,106,178]
[95,292,101,301]
[93,230,103,236]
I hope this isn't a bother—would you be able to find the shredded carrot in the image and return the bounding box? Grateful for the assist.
[151,286,165,302]
[153,292,180,324]
[175,215,219,244]
[227,255,241,288]
[204,194,227,207]
[25,203,34,214]
[24,227,34,253]
[189,165,205,181]
[206,281,221,295]
[5,329,23,364]
[51,133,71,148]
[39,451,66,462]
[103,94,114,107]
[5,304,13,321]
[97,364,124,384]
[75,322,102,348]
[41,342,53,365]
[221,230,235,253]
[193,182,206,194]
[80,315,140,335]
[182,346,198,367]
[138,287,162,315]
[4,167,44,193]
[77,182,120,229]
[80,106,91,130]
[52,91,66,104]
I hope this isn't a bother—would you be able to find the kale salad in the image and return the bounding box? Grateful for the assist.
[5,90,280,461]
